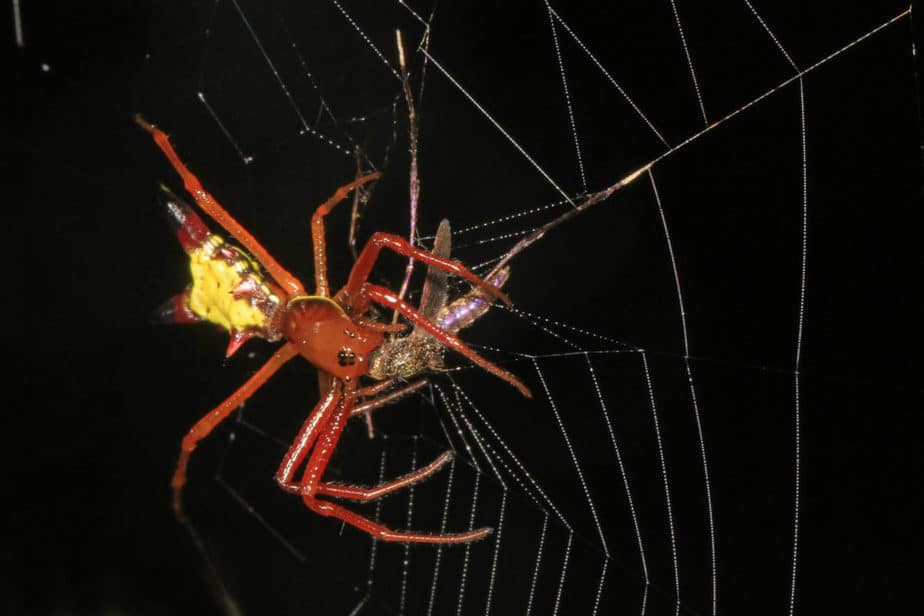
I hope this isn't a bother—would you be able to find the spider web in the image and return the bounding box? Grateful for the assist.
[134,2,920,614]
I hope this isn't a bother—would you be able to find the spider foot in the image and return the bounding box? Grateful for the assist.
[310,499,492,544]
[171,474,187,519]
[374,525,493,544]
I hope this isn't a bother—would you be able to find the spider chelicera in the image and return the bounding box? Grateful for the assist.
[137,115,530,543]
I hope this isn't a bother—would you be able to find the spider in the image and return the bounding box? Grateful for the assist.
[137,115,530,543]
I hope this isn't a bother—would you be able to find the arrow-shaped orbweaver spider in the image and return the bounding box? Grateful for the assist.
[137,115,530,543]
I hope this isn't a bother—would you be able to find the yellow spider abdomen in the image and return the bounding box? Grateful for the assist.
[187,236,278,333]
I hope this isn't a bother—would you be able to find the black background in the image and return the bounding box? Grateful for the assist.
[9,1,922,614]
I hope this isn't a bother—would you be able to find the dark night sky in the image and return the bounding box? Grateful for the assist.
[9,2,921,614]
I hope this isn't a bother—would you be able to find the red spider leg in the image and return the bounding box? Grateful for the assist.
[310,172,382,296]
[309,499,490,543]
[316,450,453,503]
[296,382,354,498]
[135,114,305,298]
[318,379,444,502]
[276,379,436,491]
[344,232,513,307]
[297,381,491,543]
[172,343,299,515]
[275,381,343,493]
[363,284,532,398]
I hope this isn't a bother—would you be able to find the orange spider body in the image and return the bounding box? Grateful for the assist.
[139,115,529,543]
[283,297,383,380]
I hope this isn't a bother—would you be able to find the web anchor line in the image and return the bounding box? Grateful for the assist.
[789,76,809,616]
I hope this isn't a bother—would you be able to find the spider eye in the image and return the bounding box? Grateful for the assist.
[337,349,356,366]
